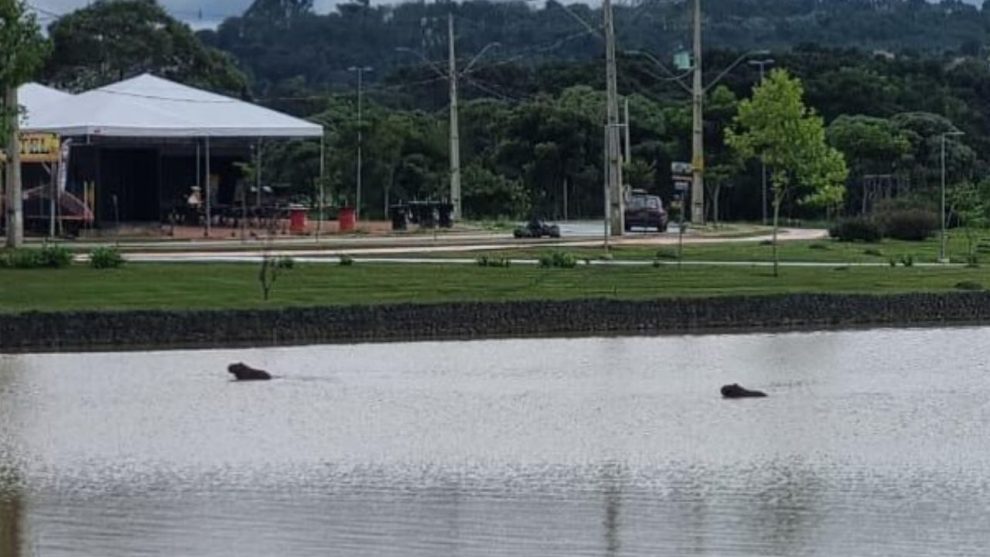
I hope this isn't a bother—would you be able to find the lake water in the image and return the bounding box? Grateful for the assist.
[2,328,990,556]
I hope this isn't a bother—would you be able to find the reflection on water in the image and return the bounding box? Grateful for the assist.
[2,328,990,556]
[0,477,21,557]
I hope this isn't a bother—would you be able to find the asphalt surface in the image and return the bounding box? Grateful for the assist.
[68,225,840,265]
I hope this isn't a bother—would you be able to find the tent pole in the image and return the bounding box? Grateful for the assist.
[205,137,211,238]
[195,140,201,235]
[255,139,262,208]
[318,135,325,241]
[240,145,247,242]
[49,163,56,240]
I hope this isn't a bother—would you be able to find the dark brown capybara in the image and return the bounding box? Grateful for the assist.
[720,383,767,398]
[228,362,272,381]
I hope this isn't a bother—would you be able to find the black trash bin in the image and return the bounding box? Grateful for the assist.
[437,203,454,228]
[389,204,408,231]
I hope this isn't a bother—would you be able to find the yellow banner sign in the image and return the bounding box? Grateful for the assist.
[20,133,61,163]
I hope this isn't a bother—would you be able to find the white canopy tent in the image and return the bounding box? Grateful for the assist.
[23,74,322,138]
[17,83,74,128]
[20,74,325,236]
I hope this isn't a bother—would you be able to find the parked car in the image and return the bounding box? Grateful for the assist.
[624,192,668,232]
[513,218,561,238]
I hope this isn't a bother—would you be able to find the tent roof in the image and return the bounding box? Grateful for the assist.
[22,74,323,139]
[18,83,73,127]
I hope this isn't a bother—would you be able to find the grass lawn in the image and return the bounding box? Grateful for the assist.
[421,234,990,264]
[2,261,990,313]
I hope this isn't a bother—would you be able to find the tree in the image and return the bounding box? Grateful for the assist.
[1,0,49,248]
[949,180,989,264]
[44,0,248,95]
[726,69,848,276]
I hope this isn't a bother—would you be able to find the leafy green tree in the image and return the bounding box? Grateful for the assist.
[949,180,990,263]
[462,163,529,219]
[1,0,48,247]
[827,115,911,176]
[726,69,848,275]
[0,0,48,143]
[44,0,248,95]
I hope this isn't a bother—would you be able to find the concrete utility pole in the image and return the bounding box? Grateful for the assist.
[623,97,631,165]
[348,66,373,220]
[5,86,22,248]
[603,0,624,236]
[690,0,704,225]
[748,58,774,225]
[448,12,462,221]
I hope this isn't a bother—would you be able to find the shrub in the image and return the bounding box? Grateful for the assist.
[888,257,897,267]
[955,280,984,291]
[90,247,124,269]
[1,249,39,269]
[655,249,678,260]
[539,251,577,268]
[476,255,510,267]
[900,254,914,267]
[276,256,295,270]
[966,255,980,268]
[0,245,72,269]
[339,255,354,266]
[863,248,884,257]
[552,252,577,268]
[38,244,73,268]
[829,217,882,242]
[809,243,831,250]
[876,209,938,241]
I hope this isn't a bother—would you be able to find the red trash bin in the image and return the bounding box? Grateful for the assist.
[338,206,356,232]
[289,205,308,234]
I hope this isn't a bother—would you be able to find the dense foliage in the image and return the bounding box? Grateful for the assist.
[43,0,248,95]
[20,0,990,226]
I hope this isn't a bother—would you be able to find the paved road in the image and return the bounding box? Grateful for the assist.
[72,227,840,265]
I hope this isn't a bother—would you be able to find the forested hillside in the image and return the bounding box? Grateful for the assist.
[36,0,990,221]
[198,0,990,94]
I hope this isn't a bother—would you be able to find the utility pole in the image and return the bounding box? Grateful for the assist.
[623,97,631,165]
[4,86,22,248]
[348,65,373,220]
[690,0,704,225]
[748,58,774,225]
[603,0,624,236]
[448,12,462,221]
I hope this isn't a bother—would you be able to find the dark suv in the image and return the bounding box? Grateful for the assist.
[624,192,668,232]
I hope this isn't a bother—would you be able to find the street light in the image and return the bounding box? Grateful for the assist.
[627,47,770,224]
[748,58,775,225]
[940,129,964,264]
[396,39,500,221]
[348,65,373,220]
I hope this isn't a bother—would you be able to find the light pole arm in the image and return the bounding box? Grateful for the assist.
[395,47,449,80]
[625,50,693,94]
[461,42,501,76]
[704,50,770,93]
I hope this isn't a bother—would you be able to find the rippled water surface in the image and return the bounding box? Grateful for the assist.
[2,328,990,556]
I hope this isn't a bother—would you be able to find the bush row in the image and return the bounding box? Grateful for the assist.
[830,209,938,242]
[0,245,124,269]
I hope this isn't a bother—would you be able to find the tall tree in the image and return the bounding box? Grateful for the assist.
[44,0,248,95]
[726,69,848,276]
[1,0,48,247]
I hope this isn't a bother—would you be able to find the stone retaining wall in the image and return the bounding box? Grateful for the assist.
[2,292,990,353]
